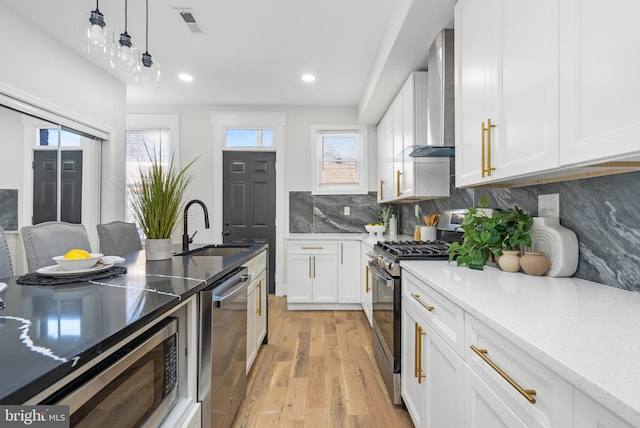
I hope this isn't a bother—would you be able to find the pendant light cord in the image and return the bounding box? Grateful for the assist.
[145,0,149,52]
[124,0,128,31]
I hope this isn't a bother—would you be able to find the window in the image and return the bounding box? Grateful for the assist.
[125,128,171,238]
[38,128,82,146]
[225,129,273,147]
[311,125,367,195]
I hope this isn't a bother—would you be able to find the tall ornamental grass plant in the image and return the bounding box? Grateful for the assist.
[130,153,196,240]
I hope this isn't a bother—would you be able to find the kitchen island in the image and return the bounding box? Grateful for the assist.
[0,243,266,413]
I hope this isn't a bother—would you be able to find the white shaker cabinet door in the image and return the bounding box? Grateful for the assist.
[455,0,560,186]
[286,254,314,303]
[455,0,498,186]
[559,0,640,165]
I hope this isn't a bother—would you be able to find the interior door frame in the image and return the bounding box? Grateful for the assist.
[212,111,286,295]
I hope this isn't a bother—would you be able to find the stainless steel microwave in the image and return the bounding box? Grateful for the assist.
[52,317,179,427]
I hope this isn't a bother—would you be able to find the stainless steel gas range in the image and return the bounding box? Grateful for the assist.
[368,240,450,405]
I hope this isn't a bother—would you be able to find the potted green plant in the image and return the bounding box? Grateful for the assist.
[129,152,197,260]
[379,205,393,226]
[448,196,533,270]
[493,205,533,272]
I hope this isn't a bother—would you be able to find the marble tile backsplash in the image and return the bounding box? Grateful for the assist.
[289,192,380,233]
[399,171,640,292]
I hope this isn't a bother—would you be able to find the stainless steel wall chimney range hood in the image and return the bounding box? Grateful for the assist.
[410,28,455,157]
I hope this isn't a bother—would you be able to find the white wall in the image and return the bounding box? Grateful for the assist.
[0,4,127,273]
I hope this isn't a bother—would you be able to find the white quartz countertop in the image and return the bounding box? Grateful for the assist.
[401,260,640,427]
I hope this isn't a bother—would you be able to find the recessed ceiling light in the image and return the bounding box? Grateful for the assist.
[301,74,316,83]
[178,73,194,82]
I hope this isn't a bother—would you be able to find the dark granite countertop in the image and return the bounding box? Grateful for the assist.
[0,243,266,404]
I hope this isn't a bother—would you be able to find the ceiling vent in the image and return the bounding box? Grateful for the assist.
[179,10,202,33]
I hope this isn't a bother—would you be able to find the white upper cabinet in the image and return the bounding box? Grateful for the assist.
[455,0,560,187]
[377,108,395,202]
[559,0,640,166]
[377,72,450,202]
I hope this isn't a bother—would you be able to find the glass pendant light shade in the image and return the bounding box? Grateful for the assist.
[86,0,107,48]
[80,0,110,61]
[114,0,138,81]
[139,52,160,89]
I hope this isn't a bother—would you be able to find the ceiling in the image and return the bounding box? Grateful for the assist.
[0,0,455,124]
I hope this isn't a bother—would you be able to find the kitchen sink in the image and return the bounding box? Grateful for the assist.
[174,244,253,257]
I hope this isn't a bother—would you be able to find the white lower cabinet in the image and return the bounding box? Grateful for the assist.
[286,239,363,310]
[360,242,373,325]
[338,240,360,303]
[286,241,337,304]
[247,270,267,372]
[574,390,634,428]
[245,250,268,373]
[465,315,573,428]
[402,272,463,428]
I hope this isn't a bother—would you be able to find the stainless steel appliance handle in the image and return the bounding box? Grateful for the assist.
[58,318,178,412]
[212,268,251,303]
[368,260,395,287]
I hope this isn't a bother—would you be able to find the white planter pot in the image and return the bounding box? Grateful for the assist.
[145,238,173,260]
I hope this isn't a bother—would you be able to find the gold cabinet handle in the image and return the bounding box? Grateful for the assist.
[380,179,384,200]
[396,170,402,196]
[414,322,419,378]
[308,256,312,278]
[365,265,370,293]
[411,294,434,312]
[470,345,537,404]
[341,243,344,265]
[417,323,426,384]
[313,256,316,278]
[257,280,262,316]
[481,118,497,177]
[302,246,324,250]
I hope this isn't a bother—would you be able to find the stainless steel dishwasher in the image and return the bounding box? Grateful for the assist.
[199,267,250,428]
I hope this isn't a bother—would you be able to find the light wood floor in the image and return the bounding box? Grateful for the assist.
[232,295,414,428]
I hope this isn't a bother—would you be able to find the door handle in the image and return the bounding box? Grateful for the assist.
[222,231,230,236]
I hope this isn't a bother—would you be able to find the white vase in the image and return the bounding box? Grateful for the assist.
[145,238,173,260]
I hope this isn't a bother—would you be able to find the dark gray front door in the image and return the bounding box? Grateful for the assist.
[33,150,83,224]
[223,151,276,293]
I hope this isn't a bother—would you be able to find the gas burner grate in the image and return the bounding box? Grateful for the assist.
[375,240,450,261]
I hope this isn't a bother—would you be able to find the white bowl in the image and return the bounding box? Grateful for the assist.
[365,225,386,235]
[52,253,103,270]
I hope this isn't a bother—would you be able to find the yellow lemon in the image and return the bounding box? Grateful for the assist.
[64,249,91,259]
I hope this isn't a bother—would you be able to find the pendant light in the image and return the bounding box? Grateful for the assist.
[115,0,138,79]
[87,0,107,48]
[81,0,110,60]
[138,0,160,88]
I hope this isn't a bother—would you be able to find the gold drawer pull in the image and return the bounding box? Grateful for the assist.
[365,265,370,293]
[301,246,324,250]
[470,345,537,404]
[411,294,434,312]
[417,324,426,384]
[257,280,262,316]
[396,170,402,196]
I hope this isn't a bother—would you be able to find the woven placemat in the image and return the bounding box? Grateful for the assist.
[17,265,128,286]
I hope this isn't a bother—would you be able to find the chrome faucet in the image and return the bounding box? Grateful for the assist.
[183,199,210,251]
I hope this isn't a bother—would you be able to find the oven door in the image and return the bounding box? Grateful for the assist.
[369,261,401,372]
[53,317,178,427]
